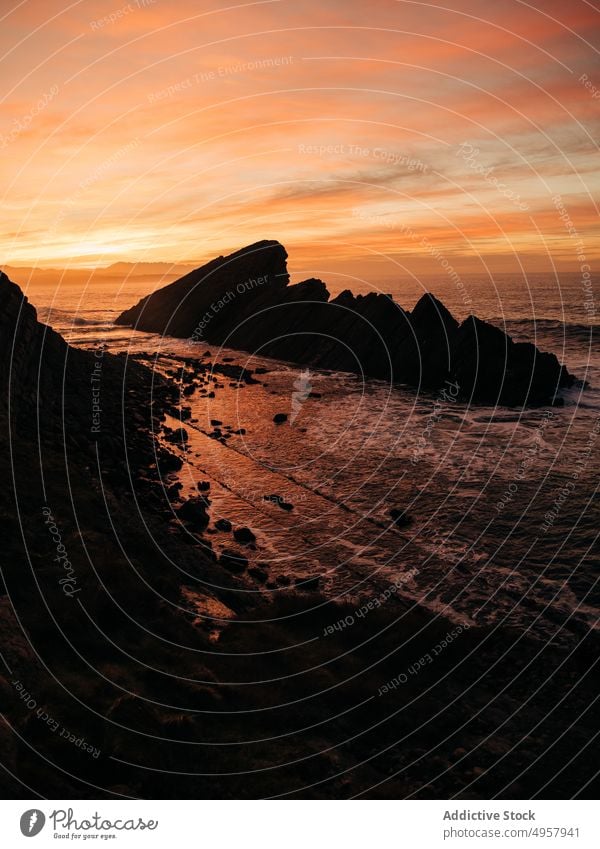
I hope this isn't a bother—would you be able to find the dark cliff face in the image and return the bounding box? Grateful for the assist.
[0,270,170,447]
[0,269,183,497]
[115,243,578,406]
[0,270,68,423]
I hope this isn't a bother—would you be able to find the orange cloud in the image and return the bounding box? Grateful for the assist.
[0,0,597,276]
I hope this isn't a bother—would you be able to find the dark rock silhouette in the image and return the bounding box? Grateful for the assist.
[233,526,256,545]
[177,497,210,531]
[116,242,578,406]
[116,239,289,338]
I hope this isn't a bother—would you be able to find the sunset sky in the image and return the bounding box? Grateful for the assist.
[1,0,599,281]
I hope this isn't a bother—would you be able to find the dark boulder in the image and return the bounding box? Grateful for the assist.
[177,497,210,531]
[233,527,256,545]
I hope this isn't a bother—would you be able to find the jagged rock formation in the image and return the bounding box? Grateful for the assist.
[116,242,577,405]
[0,270,180,476]
[116,239,290,338]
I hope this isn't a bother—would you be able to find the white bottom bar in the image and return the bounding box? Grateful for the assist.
[1,800,597,848]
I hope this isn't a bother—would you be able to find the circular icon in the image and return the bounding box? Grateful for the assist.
[20,810,46,837]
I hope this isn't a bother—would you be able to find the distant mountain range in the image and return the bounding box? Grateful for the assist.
[2,261,200,285]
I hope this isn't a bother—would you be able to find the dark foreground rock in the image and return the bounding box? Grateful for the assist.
[115,241,579,406]
[177,497,210,531]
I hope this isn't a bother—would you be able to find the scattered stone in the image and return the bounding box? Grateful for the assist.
[233,527,256,545]
[177,497,210,530]
[273,413,287,424]
[164,426,189,445]
[197,481,211,492]
[156,448,183,473]
[166,483,182,502]
[215,518,232,532]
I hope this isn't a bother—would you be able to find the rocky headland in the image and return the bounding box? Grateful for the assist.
[116,241,579,406]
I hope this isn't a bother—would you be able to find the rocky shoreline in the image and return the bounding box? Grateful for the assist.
[1,269,598,799]
[116,241,580,407]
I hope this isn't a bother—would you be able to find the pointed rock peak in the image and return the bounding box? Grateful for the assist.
[331,289,356,306]
[183,240,289,281]
[411,292,458,329]
[226,239,288,260]
[458,314,509,344]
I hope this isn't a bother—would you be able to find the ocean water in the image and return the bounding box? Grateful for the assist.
[20,270,600,646]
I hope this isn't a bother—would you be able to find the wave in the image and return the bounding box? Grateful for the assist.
[37,307,118,326]
[490,316,597,338]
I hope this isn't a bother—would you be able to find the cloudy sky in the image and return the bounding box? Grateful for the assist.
[1,0,599,279]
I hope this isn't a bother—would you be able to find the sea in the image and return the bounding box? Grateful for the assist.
[18,269,600,647]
